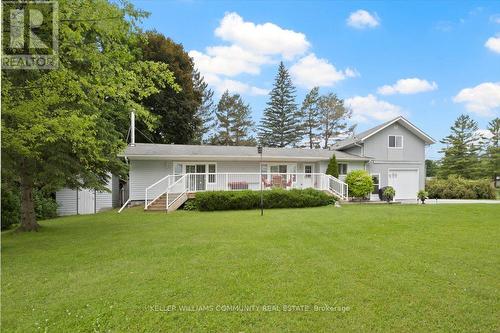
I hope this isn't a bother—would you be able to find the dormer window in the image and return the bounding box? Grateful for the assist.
[388,135,403,148]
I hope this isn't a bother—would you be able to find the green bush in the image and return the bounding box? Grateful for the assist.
[1,187,58,230]
[182,199,198,211]
[195,188,335,211]
[417,190,428,203]
[382,186,395,203]
[426,176,495,199]
[345,170,373,199]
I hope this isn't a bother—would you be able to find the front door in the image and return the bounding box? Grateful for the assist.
[303,164,314,188]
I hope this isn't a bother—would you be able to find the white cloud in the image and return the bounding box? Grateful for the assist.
[203,74,268,96]
[346,10,380,29]
[453,82,500,116]
[189,45,271,77]
[290,53,359,89]
[214,12,310,60]
[475,129,494,139]
[377,78,438,95]
[345,94,403,123]
[485,36,500,54]
[490,14,500,24]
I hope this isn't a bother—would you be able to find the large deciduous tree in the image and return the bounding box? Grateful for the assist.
[138,31,202,144]
[438,114,484,179]
[212,91,255,146]
[258,62,301,147]
[300,87,321,148]
[1,0,178,231]
[317,93,354,149]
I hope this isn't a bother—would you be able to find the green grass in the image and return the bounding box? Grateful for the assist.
[2,205,499,332]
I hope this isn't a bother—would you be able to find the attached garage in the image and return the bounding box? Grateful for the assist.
[388,169,419,200]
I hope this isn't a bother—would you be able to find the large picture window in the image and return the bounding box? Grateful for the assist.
[388,135,403,148]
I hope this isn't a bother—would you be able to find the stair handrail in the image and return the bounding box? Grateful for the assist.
[325,174,349,200]
[166,174,189,209]
[145,174,175,209]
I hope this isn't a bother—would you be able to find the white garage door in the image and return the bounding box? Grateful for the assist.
[388,169,419,200]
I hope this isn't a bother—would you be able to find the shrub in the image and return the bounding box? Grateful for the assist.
[426,176,495,199]
[382,186,395,203]
[417,190,428,203]
[326,155,339,178]
[1,187,58,230]
[345,170,373,199]
[182,199,198,211]
[195,188,335,211]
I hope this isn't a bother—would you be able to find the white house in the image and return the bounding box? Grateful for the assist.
[56,115,434,215]
[118,116,435,212]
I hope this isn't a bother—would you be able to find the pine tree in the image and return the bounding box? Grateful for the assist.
[192,69,215,144]
[318,93,355,149]
[300,87,321,148]
[485,118,500,180]
[258,62,301,147]
[438,114,484,179]
[326,155,339,178]
[213,91,255,146]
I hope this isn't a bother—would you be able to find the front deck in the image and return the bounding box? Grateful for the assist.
[144,173,348,212]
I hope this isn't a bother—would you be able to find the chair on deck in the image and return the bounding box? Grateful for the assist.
[261,176,272,188]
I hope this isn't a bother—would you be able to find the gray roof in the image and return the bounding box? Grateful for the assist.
[120,143,369,161]
[333,116,435,150]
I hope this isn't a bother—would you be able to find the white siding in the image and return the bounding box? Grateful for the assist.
[129,160,172,201]
[56,176,114,216]
[56,188,77,216]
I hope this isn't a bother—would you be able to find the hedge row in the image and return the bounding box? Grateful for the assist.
[191,188,335,211]
[426,176,495,199]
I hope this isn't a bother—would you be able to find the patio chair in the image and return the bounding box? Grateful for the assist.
[261,176,272,188]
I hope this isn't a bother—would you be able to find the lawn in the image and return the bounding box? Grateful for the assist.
[2,205,499,332]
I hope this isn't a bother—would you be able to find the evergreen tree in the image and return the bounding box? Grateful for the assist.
[300,87,321,148]
[193,69,215,144]
[318,93,355,149]
[425,159,440,177]
[326,155,339,178]
[213,91,255,146]
[258,62,301,147]
[485,118,500,180]
[438,114,484,179]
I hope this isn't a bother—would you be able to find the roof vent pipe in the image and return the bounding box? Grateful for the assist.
[130,110,136,146]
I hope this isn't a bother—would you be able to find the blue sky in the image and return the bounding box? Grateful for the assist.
[132,0,500,159]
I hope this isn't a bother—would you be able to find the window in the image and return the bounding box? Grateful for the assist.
[371,174,380,195]
[388,135,403,148]
[304,165,312,178]
[338,163,348,175]
[174,163,182,175]
[208,164,216,183]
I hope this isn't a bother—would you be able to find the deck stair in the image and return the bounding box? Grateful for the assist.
[145,193,188,212]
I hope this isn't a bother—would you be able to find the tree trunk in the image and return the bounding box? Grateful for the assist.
[17,170,40,232]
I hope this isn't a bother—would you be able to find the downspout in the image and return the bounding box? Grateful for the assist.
[130,110,136,147]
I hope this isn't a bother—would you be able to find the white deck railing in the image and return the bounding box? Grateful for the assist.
[146,173,348,208]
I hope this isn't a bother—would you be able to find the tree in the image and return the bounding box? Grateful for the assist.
[1,0,178,231]
[317,93,355,149]
[138,31,202,144]
[425,159,439,177]
[326,155,339,178]
[258,62,301,147]
[485,118,500,180]
[192,69,215,143]
[438,114,484,179]
[300,87,321,148]
[213,91,255,146]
